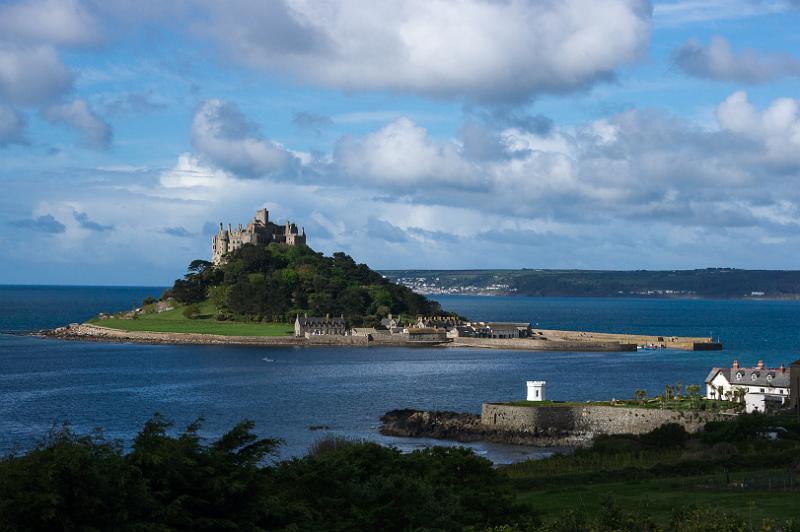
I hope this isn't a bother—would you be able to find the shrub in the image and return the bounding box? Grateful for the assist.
[182,304,201,320]
[640,423,689,449]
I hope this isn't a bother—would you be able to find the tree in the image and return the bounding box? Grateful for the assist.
[634,389,648,404]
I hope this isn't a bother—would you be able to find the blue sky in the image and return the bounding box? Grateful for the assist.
[1,0,799,285]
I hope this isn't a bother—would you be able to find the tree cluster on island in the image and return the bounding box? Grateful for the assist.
[165,243,445,327]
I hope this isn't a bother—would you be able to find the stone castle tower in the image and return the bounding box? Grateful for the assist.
[211,208,306,265]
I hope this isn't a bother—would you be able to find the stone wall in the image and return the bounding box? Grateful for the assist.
[453,337,635,352]
[481,403,731,437]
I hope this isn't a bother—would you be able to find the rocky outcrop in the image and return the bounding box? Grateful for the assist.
[379,409,590,447]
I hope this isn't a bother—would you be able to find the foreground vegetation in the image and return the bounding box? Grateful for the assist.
[167,243,444,327]
[89,301,293,336]
[2,413,799,531]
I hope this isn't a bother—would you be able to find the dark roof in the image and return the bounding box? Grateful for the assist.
[705,367,790,388]
[297,316,345,326]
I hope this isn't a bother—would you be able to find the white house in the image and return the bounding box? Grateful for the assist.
[705,360,790,413]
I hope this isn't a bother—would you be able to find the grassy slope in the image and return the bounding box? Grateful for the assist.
[88,302,293,337]
[513,470,799,525]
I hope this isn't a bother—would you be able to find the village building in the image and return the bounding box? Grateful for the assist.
[294,314,346,337]
[415,316,462,329]
[351,327,387,339]
[705,360,790,413]
[212,209,306,265]
[380,313,404,334]
[445,321,533,339]
[404,327,448,343]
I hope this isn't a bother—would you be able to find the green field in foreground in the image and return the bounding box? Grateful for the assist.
[514,469,799,525]
[88,302,293,337]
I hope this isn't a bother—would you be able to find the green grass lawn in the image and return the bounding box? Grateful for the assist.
[88,302,293,336]
[513,469,800,526]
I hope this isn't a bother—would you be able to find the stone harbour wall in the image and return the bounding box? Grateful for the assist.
[452,337,636,352]
[481,403,731,437]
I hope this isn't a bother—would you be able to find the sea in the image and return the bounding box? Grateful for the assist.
[2,285,799,463]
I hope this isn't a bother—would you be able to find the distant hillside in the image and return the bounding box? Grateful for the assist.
[169,244,443,326]
[380,268,800,299]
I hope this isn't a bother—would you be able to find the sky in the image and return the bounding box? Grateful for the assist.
[1,0,799,285]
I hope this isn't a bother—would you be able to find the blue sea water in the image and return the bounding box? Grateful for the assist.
[1,286,799,462]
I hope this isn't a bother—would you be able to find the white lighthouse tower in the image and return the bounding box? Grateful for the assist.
[527,380,547,401]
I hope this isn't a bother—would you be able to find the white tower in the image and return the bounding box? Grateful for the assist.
[527,381,546,401]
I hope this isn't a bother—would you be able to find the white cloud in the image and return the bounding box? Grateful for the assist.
[0,0,103,47]
[191,99,299,178]
[334,117,482,189]
[716,91,800,166]
[0,105,27,146]
[0,45,73,105]
[673,36,800,83]
[198,0,652,102]
[41,99,112,150]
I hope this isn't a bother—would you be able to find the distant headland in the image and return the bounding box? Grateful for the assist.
[382,268,800,299]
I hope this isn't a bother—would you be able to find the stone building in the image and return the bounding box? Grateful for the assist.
[212,208,306,265]
[295,314,346,337]
[705,359,790,413]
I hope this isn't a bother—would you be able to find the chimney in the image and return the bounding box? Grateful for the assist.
[757,360,765,369]
[780,363,786,373]
[732,360,739,369]
[326,313,330,319]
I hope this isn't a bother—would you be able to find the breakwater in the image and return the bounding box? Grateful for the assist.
[451,337,637,352]
[533,329,722,350]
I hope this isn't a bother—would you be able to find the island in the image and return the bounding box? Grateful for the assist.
[43,209,721,351]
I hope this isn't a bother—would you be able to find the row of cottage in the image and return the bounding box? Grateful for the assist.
[294,313,535,341]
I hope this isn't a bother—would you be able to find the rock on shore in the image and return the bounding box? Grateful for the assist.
[379,409,590,447]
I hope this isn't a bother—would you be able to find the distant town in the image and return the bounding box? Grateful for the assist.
[381,268,800,299]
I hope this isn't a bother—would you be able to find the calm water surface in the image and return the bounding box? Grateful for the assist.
[2,286,799,462]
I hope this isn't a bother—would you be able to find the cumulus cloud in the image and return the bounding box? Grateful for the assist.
[41,99,112,150]
[0,0,103,47]
[0,45,73,105]
[73,210,113,232]
[334,117,482,189]
[191,99,298,178]
[673,36,800,83]
[10,214,66,233]
[0,105,27,146]
[323,91,800,234]
[198,0,651,102]
[716,91,800,166]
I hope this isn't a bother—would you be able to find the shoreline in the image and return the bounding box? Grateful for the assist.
[38,323,649,351]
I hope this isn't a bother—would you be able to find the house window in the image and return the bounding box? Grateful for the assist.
[751,374,758,381]
[736,373,743,380]
[760,388,765,392]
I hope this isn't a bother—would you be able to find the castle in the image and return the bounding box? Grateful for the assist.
[211,209,306,265]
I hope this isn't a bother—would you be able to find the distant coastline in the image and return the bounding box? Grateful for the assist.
[381,268,800,300]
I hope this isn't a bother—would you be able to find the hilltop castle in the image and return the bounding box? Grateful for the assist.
[212,209,306,265]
